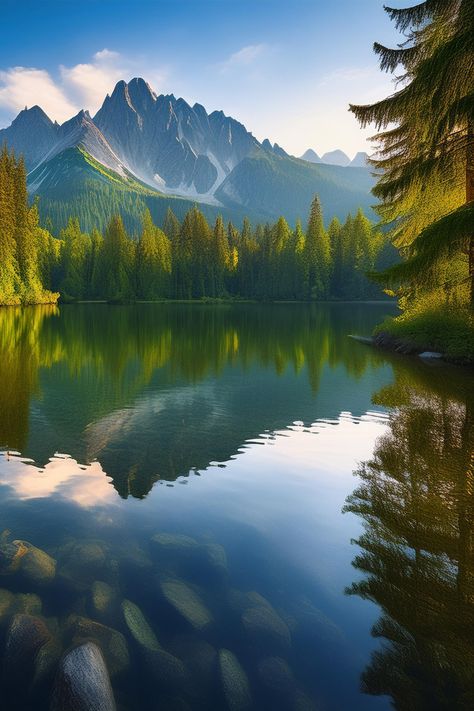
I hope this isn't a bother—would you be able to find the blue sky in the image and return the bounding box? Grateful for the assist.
[0,0,411,156]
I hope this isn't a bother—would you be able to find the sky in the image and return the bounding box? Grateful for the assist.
[0,0,412,158]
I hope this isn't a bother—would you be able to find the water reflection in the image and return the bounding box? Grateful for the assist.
[345,359,474,709]
[0,452,116,506]
[0,303,394,498]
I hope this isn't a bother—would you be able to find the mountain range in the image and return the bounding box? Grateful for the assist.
[300,148,369,167]
[0,77,375,232]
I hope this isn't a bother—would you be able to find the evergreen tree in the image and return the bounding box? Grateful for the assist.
[0,146,20,304]
[211,215,230,297]
[136,209,171,299]
[58,217,92,300]
[303,195,331,300]
[350,0,474,308]
[102,215,134,301]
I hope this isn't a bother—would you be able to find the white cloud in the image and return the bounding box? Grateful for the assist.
[93,48,120,61]
[219,44,267,73]
[0,67,77,122]
[60,49,127,113]
[0,49,169,126]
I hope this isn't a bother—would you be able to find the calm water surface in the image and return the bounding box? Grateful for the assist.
[0,303,473,711]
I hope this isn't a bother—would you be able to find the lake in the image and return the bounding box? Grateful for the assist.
[0,303,472,711]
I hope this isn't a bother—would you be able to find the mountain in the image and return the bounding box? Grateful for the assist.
[300,149,321,164]
[350,151,369,168]
[0,106,59,169]
[0,78,375,231]
[320,149,351,167]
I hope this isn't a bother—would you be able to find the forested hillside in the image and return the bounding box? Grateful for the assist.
[0,147,395,305]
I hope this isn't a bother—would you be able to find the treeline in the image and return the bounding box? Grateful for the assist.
[0,147,58,305]
[0,146,395,305]
[51,200,394,302]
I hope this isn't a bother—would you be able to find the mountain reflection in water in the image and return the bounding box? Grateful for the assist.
[0,302,394,498]
[0,302,473,710]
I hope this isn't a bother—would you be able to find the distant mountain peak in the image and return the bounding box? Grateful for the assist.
[320,149,351,167]
[0,77,375,223]
[300,149,321,164]
[349,151,369,167]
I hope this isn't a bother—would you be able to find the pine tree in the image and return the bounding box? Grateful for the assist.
[136,209,171,299]
[0,146,20,304]
[211,215,230,297]
[303,195,331,300]
[350,0,474,308]
[102,215,134,301]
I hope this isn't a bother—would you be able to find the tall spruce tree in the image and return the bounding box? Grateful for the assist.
[304,195,331,300]
[350,0,474,308]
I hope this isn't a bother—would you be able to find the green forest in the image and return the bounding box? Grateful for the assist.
[0,146,393,304]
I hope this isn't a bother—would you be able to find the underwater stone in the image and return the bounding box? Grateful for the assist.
[121,599,160,652]
[3,614,51,682]
[118,542,153,572]
[291,689,319,711]
[219,649,252,711]
[14,540,56,585]
[66,615,130,677]
[169,634,217,696]
[15,592,43,616]
[91,580,117,620]
[150,532,199,558]
[203,543,228,575]
[32,637,62,688]
[144,647,188,691]
[258,656,296,697]
[58,542,107,592]
[241,605,291,652]
[160,578,212,630]
[0,588,15,622]
[51,641,116,711]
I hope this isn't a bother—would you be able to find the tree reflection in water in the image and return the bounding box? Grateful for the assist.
[344,361,474,710]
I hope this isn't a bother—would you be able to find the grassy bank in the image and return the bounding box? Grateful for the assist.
[374,305,474,364]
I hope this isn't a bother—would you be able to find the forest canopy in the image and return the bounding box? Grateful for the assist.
[0,146,394,305]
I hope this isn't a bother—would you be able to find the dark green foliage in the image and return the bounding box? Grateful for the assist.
[0,156,390,304]
[350,0,474,309]
[0,147,58,305]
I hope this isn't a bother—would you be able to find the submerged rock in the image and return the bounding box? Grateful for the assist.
[219,649,252,711]
[203,543,228,577]
[258,656,296,697]
[150,533,199,564]
[161,578,212,630]
[66,615,130,677]
[0,588,15,622]
[121,599,160,652]
[33,637,62,688]
[14,541,56,585]
[169,634,217,696]
[145,647,187,691]
[58,541,107,591]
[227,589,274,616]
[0,538,26,575]
[51,641,116,711]
[15,592,43,616]
[91,580,117,621]
[241,605,291,653]
[3,614,51,682]
[291,690,319,711]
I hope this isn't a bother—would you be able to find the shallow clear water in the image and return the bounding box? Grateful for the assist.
[0,303,472,711]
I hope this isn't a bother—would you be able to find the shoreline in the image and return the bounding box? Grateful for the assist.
[349,332,474,368]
